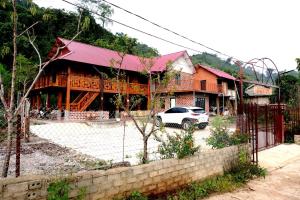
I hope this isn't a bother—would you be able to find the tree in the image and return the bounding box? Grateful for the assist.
[296,58,300,71]
[276,74,299,106]
[80,0,114,28]
[94,33,159,57]
[111,52,177,163]
[98,2,114,27]
[0,0,86,177]
[15,54,37,95]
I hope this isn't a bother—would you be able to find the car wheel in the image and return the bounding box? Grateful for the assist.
[182,120,192,130]
[155,117,163,127]
[198,124,207,129]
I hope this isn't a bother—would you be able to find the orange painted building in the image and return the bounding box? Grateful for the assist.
[159,63,237,115]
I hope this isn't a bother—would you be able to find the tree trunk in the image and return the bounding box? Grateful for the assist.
[2,116,13,177]
[2,0,17,178]
[142,137,148,164]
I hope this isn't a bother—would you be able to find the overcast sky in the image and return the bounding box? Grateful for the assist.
[33,0,300,71]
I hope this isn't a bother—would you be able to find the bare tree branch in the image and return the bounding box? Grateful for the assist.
[26,31,42,70]
[13,30,82,117]
[17,21,39,37]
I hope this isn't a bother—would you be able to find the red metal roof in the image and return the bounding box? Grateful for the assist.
[54,37,186,73]
[196,64,236,80]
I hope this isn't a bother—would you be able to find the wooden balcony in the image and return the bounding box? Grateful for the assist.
[156,79,227,94]
[33,74,67,89]
[33,74,148,95]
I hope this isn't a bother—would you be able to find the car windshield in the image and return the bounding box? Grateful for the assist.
[191,109,205,114]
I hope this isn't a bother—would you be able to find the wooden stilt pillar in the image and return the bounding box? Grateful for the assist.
[65,66,71,119]
[216,96,220,115]
[57,91,63,120]
[57,91,63,111]
[99,76,104,111]
[126,76,130,111]
[31,95,36,109]
[37,94,41,110]
[46,93,51,109]
[147,78,151,110]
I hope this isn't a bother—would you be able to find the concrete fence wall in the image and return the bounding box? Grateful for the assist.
[0,145,246,200]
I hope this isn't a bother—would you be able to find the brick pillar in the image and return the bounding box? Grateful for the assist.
[205,96,209,113]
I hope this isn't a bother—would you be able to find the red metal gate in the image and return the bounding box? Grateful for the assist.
[237,103,284,163]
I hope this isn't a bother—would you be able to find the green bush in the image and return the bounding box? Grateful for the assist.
[206,116,249,149]
[156,128,199,159]
[229,132,249,145]
[284,130,294,143]
[229,149,266,183]
[206,116,231,149]
[47,180,70,200]
[126,191,147,200]
[47,179,87,200]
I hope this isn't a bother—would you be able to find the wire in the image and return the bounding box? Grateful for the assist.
[61,0,270,71]
[100,0,253,65]
[61,0,204,54]
[101,0,227,56]
[99,0,275,71]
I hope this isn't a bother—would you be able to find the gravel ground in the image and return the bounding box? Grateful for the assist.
[0,119,236,177]
[29,121,220,165]
[0,137,108,178]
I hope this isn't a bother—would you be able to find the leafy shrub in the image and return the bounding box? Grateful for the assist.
[47,179,88,200]
[126,191,147,200]
[156,128,199,159]
[206,116,231,148]
[229,132,249,145]
[47,179,70,200]
[229,149,266,183]
[284,130,294,143]
[206,116,249,149]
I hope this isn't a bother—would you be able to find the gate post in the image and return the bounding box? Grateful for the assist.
[275,113,284,144]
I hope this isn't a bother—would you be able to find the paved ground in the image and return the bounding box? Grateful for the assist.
[206,144,300,200]
[30,121,231,165]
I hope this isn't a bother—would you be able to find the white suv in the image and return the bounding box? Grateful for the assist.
[155,106,209,130]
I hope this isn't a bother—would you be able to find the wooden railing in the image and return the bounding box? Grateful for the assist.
[33,74,67,89]
[33,74,148,95]
[156,79,229,94]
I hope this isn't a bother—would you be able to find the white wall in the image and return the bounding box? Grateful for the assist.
[172,53,195,74]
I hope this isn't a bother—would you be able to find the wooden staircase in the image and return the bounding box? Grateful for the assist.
[70,92,99,111]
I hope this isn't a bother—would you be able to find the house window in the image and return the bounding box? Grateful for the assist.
[175,74,181,85]
[200,80,206,90]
